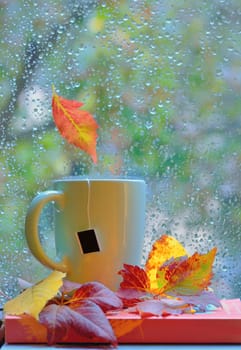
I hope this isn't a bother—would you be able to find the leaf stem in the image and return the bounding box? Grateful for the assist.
[51,84,56,95]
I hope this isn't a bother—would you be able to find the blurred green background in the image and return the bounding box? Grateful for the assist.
[0,0,240,301]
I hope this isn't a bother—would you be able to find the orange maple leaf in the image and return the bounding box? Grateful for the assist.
[157,248,217,295]
[52,86,99,163]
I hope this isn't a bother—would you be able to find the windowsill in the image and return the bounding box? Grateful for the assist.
[4,298,241,346]
[2,344,241,349]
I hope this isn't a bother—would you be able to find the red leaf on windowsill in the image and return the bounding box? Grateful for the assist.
[39,281,122,345]
[39,300,117,346]
[69,281,123,311]
[118,264,150,292]
[117,264,151,307]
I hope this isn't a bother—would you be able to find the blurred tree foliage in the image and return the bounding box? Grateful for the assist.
[0,0,240,299]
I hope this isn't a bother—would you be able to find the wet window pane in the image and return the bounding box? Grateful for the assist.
[0,0,241,301]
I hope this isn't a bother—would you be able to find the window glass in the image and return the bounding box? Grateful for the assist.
[0,0,240,301]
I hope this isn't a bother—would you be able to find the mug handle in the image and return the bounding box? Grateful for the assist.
[25,190,68,273]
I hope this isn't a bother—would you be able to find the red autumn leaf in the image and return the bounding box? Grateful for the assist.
[32,279,122,345]
[52,87,99,163]
[117,264,151,307]
[39,300,117,346]
[70,281,122,312]
[118,264,150,292]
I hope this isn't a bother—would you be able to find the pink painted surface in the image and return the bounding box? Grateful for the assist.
[5,299,241,344]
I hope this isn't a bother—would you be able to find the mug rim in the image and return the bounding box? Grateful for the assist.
[54,176,145,183]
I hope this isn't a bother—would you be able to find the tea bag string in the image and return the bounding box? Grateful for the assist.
[87,179,91,228]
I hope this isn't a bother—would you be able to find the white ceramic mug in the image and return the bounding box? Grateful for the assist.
[25,178,146,290]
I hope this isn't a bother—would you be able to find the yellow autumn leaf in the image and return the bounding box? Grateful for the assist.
[4,271,66,320]
[145,235,188,292]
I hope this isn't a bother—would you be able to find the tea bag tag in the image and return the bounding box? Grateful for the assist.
[77,229,100,254]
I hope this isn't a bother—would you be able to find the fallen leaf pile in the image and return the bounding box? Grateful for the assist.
[4,235,220,345]
[117,235,221,316]
[4,272,122,345]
